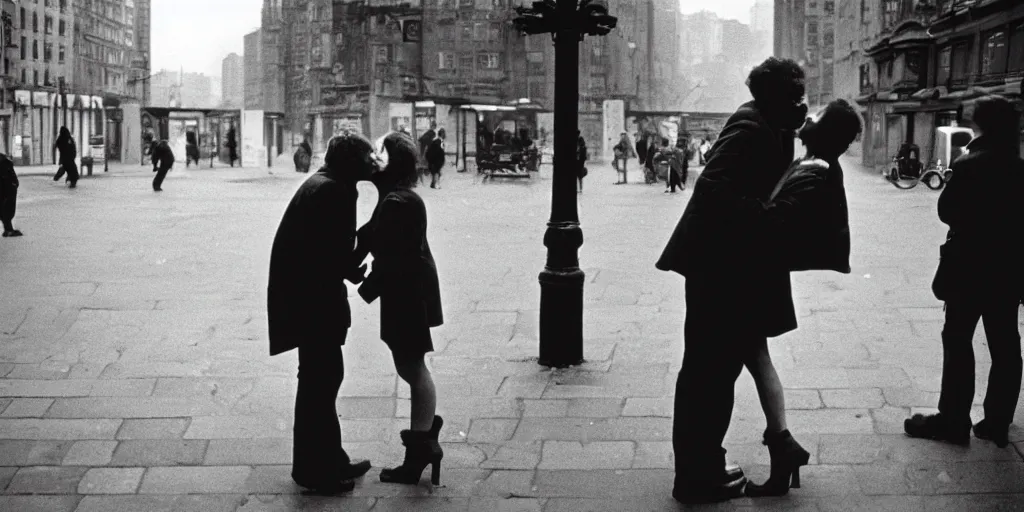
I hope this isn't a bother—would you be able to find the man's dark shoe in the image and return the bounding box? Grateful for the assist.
[340,460,372,480]
[973,419,1010,448]
[904,413,970,446]
[673,474,747,504]
[292,475,356,494]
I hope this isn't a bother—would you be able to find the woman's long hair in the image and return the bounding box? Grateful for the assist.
[381,131,419,188]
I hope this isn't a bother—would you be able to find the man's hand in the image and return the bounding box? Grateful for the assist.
[346,264,367,284]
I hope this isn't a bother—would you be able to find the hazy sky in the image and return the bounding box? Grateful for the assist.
[151,0,758,77]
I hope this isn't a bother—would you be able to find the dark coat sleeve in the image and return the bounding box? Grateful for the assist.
[936,157,970,229]
[694,119,772,220]
[311,184,357,286]
[358,194,417,303]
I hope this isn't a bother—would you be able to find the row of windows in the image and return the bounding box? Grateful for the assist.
[432,21,505,42]
[20,8,67,37]
[436,51,502,71]
[19,36,65,63]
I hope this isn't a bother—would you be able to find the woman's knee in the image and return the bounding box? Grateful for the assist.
[393,353,428,382]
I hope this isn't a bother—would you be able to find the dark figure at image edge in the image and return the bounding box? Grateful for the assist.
[267,132,378,493]
[657,57,825,504]
[0,154,22,237]
[357,131,445,486]
[53,127,79,188]
[426,128,446,189]
[185,131,200,168]
[150,140,175,192]
[577,132,588,192]
[226,126,238,167]
[904,94,1024,449]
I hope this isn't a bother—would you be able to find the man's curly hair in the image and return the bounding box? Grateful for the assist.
[746,57,806,104]
[971,95,1020,147]
[382,131,419,188]
[324,130,373,170]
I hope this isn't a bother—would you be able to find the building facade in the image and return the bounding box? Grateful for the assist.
[775,0,837,109]
[243,29,262,110]
[221,53,244,109]
[856,0,1023,169]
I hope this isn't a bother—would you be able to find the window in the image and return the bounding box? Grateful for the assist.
[460,23,472,41]
[59,44,64,63]
[32,40,38,60]
[459,53,474,71]
[437,22,455,40]
[936,45,951,85]
[824,0,835,15]
[438,52,456,70]
[477,52,500,69]
[44,15,52,34]
[44,69,49,86]
[60,0,66,12]
[981,29,1008,76]
[20,69,25,84]
[951,40,970,84]
[375,45,390,64]
[886,59,894,78]
[489,23,501,41]
[459,0,474,7]
[859,63,871,89]
[1011,23,1024,72]
[527,51,544,74]
[806,22,818,47]
[33,70,38,86]
[59,19,64,37]
[591,45,605,66]
[823,28,834,48]
[528,80,546,99]
[473,23,486,41]
[32,12,37,32]
[19,8,24,29]
[19,36,25,60]
[44,42,51,61]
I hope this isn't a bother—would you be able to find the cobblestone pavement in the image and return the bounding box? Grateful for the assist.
[1,158,1023,511]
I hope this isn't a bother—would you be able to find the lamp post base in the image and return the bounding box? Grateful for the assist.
[538,221,584,368]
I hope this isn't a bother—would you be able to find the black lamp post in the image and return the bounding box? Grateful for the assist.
[514,0,617,368]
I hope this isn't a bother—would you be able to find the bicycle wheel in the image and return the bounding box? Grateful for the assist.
[886,168,920,190]
[923,171,944,190]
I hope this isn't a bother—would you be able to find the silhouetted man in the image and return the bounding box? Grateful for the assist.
[656,57,808,504]
[53,127,79,188]
[151,140,175,192]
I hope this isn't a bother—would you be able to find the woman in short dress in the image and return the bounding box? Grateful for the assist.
[357,132,445,486]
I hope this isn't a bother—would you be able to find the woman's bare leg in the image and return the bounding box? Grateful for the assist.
[745,340,787,433]
[394,356,437,432]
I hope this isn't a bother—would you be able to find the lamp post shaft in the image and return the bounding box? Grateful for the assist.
[537,0,584,368]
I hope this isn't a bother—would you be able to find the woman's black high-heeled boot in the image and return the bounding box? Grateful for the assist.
[745,429,810,497]
[429,415,444,441]
[379,430,444,485]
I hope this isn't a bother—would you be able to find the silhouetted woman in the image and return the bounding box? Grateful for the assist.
[357,132,444,486]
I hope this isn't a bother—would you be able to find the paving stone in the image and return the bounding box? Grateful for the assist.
[0,496,81,512]
[467,419,519,443]
[74,495,243,512]
[241,465,297,494]
[785,389,825,409]
[111,440,208,466]
[905,461,1024,494]
[477,441,541,470]
[816,496,926,511]
[78,467,145,494]
[234,494,376,512]
[0,380,91,397]
[565,398,623,417]
[61,440,118,466]
[520,399,567,417]
[532,469,672,498]
[0,398,54,417]
[139,466,252,494]
[539,441,634,470]
[439,443,489,469]
[545,497,731,512]
[0,466,18,490]
[0,440,73,465]
[184,415,291,439]
[512,417,672,442]
[0,397,11,414]
[5,364,72,380]
[116,418,190,439]
[620,397,672,417]
[204,438,291,466]
[337,397,396,419]
[45,397,228,418]
[882,387,941,408]
[919,494,1024,511]
[871,406,913,434]
[6,465,89,494]
[465,498,543,512]
[821,389,885,409]
[89,379,157,397]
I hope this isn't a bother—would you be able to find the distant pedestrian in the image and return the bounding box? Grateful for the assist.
[613,132,636,184]
[661,138,684,194]
[418,121,437,160]
[267,131,378,494]
[357,132,444,487]
[185,131,200,168]
[904,94,1024,449]
[656,57,809,504]
[427,128,446,189]
[677,135,693,187]
[150,140,175,192]
[577,131,589,193]
[226,126,238,167]
[53,127,79,188]
[0,154,22,237]
[294,138,312,173]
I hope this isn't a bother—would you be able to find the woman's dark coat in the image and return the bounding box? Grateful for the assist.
[761,157,852,274]
[267,170,359,356]
[935,136,1024,301]
[655,101,797,337]
[358,188,443,344]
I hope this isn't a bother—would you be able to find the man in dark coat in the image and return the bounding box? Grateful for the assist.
[0,154,22,237]
[267,131,378,494]
[655,57,808,504]
[426,128,446,189]
[53,127,79,188]
[185,131,200,168]
[150,140,175,192]
[226,126,238,167]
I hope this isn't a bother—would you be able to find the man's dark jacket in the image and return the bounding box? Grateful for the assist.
[151,141,175,170]
[935,136,1024,301]
[655,101,797,337]
[267,170,359,356]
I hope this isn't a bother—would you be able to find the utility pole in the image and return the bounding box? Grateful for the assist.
[59,77,67,128]
[514,0,617,368]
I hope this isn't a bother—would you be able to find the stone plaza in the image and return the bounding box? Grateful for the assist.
[0,159,1022,511]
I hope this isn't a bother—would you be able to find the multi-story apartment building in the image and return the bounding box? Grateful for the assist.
[0,0,14,154]
[856,0,1024,168]
[132,0,150,104]
[775,0,836,108]
[221,53,244,109]
[243,28,262,110]
[259,0,284,114]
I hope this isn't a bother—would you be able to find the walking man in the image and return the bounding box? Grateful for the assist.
[53,127,79,188]
[655,57,808,504]
[268,132,377,493]
[0,153,22,237]
[427,128,446,189]
[226,126,238,167]
[151,140,175,192]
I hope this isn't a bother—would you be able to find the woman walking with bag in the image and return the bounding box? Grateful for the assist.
[357,132,445,486]
[904,95,1024,448]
